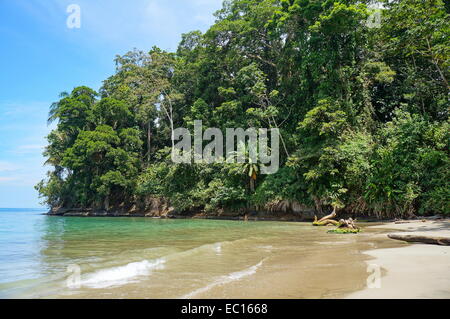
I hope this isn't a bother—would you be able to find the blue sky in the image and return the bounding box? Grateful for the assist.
[0,0,223,208]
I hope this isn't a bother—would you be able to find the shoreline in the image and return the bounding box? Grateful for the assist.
[41,209,450,298]
[47,206,314,222]
[2,209,449,299]
[346,220,450,299]
[46,207,433,223]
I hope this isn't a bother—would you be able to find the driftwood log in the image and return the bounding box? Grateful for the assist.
[338,218,359,230]
[313,211,339,226]
[388,233,450,246]
[313,209,360,233]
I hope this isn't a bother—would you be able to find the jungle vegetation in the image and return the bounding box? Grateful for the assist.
[37,0,449,218]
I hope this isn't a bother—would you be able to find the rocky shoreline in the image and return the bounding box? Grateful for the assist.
[46,207,317,222]
[47,207,446,223]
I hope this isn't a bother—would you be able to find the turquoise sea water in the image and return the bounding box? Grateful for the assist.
[0,209,49,284]
[0,208,378,299]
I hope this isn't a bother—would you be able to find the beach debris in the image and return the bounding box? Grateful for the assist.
[312,210,339,226]
[328,218,361,234]
[388,233,450,246]
[313,208,361,234]
[394,219,427,224]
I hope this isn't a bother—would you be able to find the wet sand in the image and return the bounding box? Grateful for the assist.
[347,220,450,299]
[11,217,448,299]
[180,220,450,299]
[49,223,401,299]
[184,227,400,299]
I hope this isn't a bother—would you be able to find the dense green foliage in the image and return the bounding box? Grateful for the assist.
[37,0,449,218]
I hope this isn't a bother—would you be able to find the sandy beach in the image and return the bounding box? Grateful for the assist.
[1,210,449,299]
[347,220,450,299]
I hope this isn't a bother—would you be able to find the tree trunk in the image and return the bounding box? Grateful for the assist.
[249,178,255,192]
[312,208,360,233]
[313,197,323,215]
[313,208,339,226]
[388,233,450,246]
[313,216,340,226]
[104,195,110,211]
[337,218,358,230]
[147,121,152,162]
[426,37,450,90]
[318,208,337,223]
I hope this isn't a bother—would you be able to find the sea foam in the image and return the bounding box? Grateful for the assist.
[80,240,240,289]
[182,260,264,299]
[81,258,165,289]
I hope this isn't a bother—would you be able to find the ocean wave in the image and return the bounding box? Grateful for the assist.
[79,239,253,289]
[182,260,264,299]
[79,241,231,289]
[81,258,166,289]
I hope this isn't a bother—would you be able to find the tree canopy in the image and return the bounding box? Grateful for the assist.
[37,0,449,218]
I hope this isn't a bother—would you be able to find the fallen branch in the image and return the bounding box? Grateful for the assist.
[313,217,340,226]
[328,218,360,234]
[318,211,337,223]
[312,209,361,234]
[388,233,450,246]
[313,208,338,226]
[338,218,359,230]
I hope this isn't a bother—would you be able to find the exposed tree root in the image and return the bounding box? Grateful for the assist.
[312,208,361,234]
[313,209,338,226]
[313,216,340,226]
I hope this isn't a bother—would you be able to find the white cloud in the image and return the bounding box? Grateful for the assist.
[0,101,49,116]
[0,175,42,187]
[0,162,46,187]
[11,144,45,155]
[0,161,20,172]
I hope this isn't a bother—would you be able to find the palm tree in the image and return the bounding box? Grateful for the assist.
[245,156,259,192]
[48,91,69,125]
[228,141,260,192]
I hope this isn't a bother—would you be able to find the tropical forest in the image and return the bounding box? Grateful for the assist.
[37,0,449,219]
